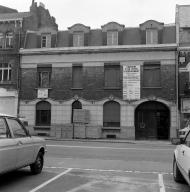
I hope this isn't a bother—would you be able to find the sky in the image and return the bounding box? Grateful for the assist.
[1,0,190,30]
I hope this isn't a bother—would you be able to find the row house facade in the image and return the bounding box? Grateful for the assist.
[0,1,57,116]
[176,5,190,129]
[19,16,178,140]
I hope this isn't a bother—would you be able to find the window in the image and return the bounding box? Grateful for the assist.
[103,101,120,127]
[71,100,82,123]
[0,118,11,138]
[36,101,51,126]
[0,33,4,48]
[72,65,83,88]
[107,31,118,45]
[37,66,52,88]
[104,64,120,88]
[146,29,158,44]
[5,32,13,48]
[143,63,161,87]
[73,32,84,47]
[0,63,11,82]
[41,33,51,48]
[6,118,27,138]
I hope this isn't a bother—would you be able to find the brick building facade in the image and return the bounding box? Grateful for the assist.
[176,5,190,129]
[0,1,57,116]
[19,17,178,140]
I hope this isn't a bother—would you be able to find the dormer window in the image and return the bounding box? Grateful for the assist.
[146,29,158,44]
[73,32,84,47]
[107,30,118,45]
[68,24,90,47]
[101,22,124,46]
[140,20,164,45]
[41,33,51,48]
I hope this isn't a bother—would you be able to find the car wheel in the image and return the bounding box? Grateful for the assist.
[173,157,184,183]
[30,152,44,174]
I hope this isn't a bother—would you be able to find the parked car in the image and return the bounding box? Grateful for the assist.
[173,129,190,185]
[0,114,46,175]
[179,120,190,139]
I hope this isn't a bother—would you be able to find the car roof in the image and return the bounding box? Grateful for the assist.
[0,113,17,118]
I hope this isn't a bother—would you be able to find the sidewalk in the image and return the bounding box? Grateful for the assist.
[44,136,173,146]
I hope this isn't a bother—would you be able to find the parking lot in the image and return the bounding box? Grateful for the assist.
[0,140,189,192]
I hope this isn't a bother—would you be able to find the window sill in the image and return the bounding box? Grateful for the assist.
[142,86,162,89]
[102,127,121,130]
[71,88,83,90]
[0,81,15,85]
[104,87,121,90]
[35,87,52,89]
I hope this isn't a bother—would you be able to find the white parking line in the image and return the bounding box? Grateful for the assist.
[158,174,166,192]
[47,144,172,151]
[29,168,72,192]
[44,166,173,175]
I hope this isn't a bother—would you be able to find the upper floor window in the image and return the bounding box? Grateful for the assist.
[73,32,84,47]
[72,64,83,88]
[146,29,158,44]
[107,31,118,45]
[0,33,4,48]
[143,63,161,87]
[41,33,51,48]
[0,32,14,48]
[0,63,11,82]
[5,32,13,48]
[37,65,52,88]
[104,64,120,88]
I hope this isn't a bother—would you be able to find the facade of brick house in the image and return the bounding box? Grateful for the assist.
[19,15,178,140]
[176,5,190,129]
[0,1,57,116]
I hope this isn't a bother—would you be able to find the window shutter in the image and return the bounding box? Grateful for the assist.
[118,31,123,45]
[102,32,107,45]
[141,30,146,44]
[158,29,163,44]
[51,34,57,47]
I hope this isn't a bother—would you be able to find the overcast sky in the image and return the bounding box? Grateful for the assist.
[1,0,190,30]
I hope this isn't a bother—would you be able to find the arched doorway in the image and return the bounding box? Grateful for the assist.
[135,101,170,140]
[36,101,51,126]
[71,100,82,123]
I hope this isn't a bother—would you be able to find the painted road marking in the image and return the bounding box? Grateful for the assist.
[47,144,172,151]
[44,166,173,175]
[29,168,72,192]
[158,174,166,192]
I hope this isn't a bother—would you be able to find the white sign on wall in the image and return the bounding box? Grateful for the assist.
[37,88,48,99]
[123,65,140,100]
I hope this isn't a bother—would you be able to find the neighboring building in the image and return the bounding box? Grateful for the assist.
[20,18,177,140]
[176,5,190,129]
[0,1,57,116]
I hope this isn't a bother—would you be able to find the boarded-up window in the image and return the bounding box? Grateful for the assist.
[143,63,161,87]
[146,29,158,44]
[103,101,120,127]
[36,101,51,126]
[107,31,118,45]
[72,65,83,88]
[104,64,120,88]
[73,32,84,47]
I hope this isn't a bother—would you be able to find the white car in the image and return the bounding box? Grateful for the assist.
[173,129,190,185]
[0,114,46,175]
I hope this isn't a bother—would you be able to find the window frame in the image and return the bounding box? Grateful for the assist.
[41,33,51,48]
[37,66,52,88]
[107,30,118,46]
[0,63,12,82]
[0,117,11,139]
[143,62,161,88]
[146,29,158,44]
[72,64,83,89]
[104,64,120,89]
[73,32,84,47]
[5,32,13,48]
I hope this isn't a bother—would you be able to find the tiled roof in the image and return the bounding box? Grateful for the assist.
[0,12,31,21]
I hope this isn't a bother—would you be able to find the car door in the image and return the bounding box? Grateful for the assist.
[6,117,35,168]
[180,131,190,179]
[0,117,17,173]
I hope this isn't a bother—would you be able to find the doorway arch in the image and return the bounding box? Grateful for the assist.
[71,100,82,123]
[135,101,170,140]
